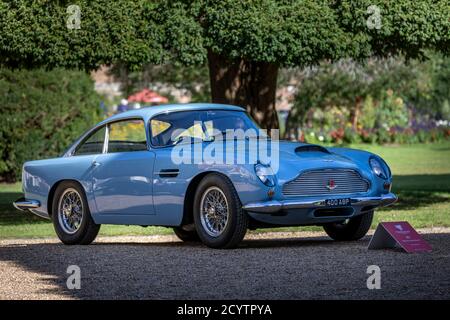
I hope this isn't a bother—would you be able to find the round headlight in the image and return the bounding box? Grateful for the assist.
[255,163,275,187]
[370,157,387,179]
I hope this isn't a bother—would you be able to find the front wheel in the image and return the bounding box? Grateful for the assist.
[193,174,248,249]
[52,181,100,245]
[323,211,373,241]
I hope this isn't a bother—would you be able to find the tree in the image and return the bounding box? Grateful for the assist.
[1,0,449,129]
[153,0,350,129]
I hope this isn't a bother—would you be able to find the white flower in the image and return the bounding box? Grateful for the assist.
[436,120,449,127]
[318,135,324,141]
[310,132,315,137]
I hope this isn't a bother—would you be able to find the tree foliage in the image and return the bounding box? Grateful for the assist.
[157,0,349,65]
[1,0,448,70]
[136,0,450,67]
[0,0,164,70]
[334,0,450,59]
[0,0,448,129]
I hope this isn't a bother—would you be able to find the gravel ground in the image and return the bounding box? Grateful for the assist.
[1,228,449,300]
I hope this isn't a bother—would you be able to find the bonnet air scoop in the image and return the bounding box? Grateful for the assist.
[295,144,330,155]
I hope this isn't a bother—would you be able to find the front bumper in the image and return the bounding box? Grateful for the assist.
[243,193,397,214]
[13,197,41,211]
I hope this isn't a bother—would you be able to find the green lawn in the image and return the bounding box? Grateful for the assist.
[1,142,449,238]
[355,143,450,228]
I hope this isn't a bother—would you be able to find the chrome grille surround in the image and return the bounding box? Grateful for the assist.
[282,169,370,197]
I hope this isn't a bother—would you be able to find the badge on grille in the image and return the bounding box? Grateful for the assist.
[326,179,337,191]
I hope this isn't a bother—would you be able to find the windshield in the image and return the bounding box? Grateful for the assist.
[150,110,260,147]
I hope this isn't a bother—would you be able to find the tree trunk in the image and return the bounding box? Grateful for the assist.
[207,50,279,130]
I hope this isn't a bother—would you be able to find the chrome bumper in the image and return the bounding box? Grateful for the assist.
[13,197,41,211]
[243,193,397,214]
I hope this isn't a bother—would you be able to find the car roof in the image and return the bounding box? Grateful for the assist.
[99,103,246,125]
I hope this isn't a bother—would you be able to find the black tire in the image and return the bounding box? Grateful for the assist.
[51,181,100,245]
[193,174,248,249]
[173,226,200,242]
[323,211,374,241]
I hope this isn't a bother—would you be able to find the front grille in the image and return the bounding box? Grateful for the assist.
[282,169,369,197]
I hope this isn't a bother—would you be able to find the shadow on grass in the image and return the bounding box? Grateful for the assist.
[388,174,450,211]
[428,146,450,151]
[393,174,450,192]
[390,190,449,211]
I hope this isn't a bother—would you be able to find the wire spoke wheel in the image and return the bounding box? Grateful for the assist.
[200,186,229,237]
[57,188,84,234]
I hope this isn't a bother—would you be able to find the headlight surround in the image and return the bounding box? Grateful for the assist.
[379,157,392,178]
[255,163,275,187]
[369,157,387,179]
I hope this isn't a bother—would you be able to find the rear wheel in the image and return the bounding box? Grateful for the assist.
[52,181,100,245]
[193,174,248,249]
[323,211,373,241]
[173,225,200,242]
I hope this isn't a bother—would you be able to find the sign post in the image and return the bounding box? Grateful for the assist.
[368,221,432,253]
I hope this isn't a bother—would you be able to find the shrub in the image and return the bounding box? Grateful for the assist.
[0,68,102,182]
[287,54,450,144]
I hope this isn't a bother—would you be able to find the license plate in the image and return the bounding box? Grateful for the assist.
[325,198,351,207]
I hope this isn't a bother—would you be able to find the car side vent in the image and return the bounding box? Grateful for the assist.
[295,145,330,154]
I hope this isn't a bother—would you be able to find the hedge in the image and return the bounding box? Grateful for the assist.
[0,68,102,182]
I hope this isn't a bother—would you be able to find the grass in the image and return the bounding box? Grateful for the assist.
[1,142,449,238]
[356,143,450,228]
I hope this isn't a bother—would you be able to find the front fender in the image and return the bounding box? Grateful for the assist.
[328,147,393,195]
[188,163,272,207]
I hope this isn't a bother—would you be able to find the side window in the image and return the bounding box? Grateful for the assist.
[107,119,147,153]
[74,126,106,156]
[150,112,200,147]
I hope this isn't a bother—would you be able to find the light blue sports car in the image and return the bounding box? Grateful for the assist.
[14,103,397,248]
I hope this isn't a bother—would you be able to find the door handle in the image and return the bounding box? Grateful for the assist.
[92,161,101,167]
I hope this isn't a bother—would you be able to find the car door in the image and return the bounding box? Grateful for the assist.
[91,118,155,218]
[149,112,203,226]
